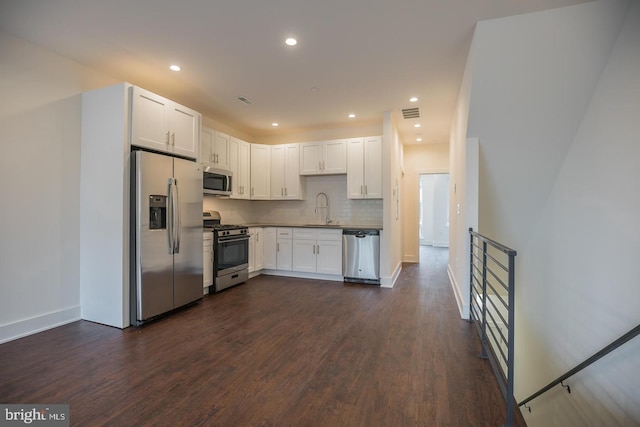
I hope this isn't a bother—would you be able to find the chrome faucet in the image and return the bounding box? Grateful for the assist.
[315,192,331,224]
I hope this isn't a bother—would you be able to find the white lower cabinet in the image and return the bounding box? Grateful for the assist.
[263,228,292,271]
[248,227,264,274]
[292,228,342,275]
[203,232,213,293]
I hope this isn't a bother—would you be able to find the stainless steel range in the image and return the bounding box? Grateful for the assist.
[203,211,249,292]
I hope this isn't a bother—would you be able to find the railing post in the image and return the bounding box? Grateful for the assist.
[469,229,474,323]
[481,240,488,359]
[505,253,516,427]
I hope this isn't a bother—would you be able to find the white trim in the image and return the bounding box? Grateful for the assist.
[0,306,81,344]
[403,254,419,263]
[381,262,402,288]
[448,264,469,319]
[260,269,344,282]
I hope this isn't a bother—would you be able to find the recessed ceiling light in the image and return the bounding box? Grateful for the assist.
[409,97,418,102]
[272,122,279,127]
[348,114,356,119]
[416,137,423,142]
[285,38,297,46]
[414,123,421,128]
[169,64,181,71]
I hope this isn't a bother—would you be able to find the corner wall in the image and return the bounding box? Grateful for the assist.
[456,1,639,425]
[0,32,116,343]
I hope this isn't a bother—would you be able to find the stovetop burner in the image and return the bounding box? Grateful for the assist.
[206,224,247,231]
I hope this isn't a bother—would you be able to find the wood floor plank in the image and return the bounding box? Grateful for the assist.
[0,247,526,426]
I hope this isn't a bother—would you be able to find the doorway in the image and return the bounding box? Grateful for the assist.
[419,173,450,248]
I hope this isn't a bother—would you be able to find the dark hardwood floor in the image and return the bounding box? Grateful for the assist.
[1,246,525,426]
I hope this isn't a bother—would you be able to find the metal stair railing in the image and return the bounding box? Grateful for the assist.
[469,228,517,427]
[518,323,640,412]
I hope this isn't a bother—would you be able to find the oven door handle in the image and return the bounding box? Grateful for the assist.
[218,236,250,243]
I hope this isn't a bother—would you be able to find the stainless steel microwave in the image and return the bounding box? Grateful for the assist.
[203,166,232,196]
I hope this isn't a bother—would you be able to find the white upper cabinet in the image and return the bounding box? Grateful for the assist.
[229,136,251,199]
[250,144,271,200]
[131,86,200,160]
[271,143,303,200]
[347,136,382,199]
[201,127,229,170]
[299,139,347,175]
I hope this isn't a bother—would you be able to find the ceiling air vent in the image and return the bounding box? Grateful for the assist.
[237,96,252,105]
[401,107,420,119]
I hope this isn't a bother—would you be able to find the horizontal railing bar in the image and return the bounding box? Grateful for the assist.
[486,265,510,292]
[485,294,509,329]
[485,311,509,365]
[485,280,508,309]
[519,323,640,408]
[469,228,518,256]
[485,251,509,273]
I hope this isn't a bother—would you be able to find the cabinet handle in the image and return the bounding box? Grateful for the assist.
[322,161,325,170]
[285,187,288,196]
[251,187,254,196]
[318,161,322,171]
[365,185,368,196]
[166,131,170,145]
[171,132,176,146]
[313,245,315,254]
[316,244,319,254]
[277,242,280,252]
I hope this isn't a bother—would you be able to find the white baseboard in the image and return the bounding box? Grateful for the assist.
[403,254,419,263]
[260,269,344,282]
[0,306,81,344]
[381,262,402,288]
[447,265,469,319]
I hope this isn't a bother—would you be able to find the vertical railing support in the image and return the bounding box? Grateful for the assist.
[505,254,516,427]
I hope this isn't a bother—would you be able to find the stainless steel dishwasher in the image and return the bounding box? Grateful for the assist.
[343,229,380,285]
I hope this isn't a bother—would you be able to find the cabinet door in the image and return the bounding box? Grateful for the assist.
[255,228,264,271]
[276,239,293,271]
[248,228,256,273]
[316,240,343,275]
[270,145,286,199]
[250,144,271,200]
[347,138,365,199]
[213,131,230,170]
[203,245,213,288]
[237,139,251,199]
[293,239,317,273]
[131,86,170,153]
[323,139,347,174]
[299,142,322,175]
[263,228,277,269]
[201,127,214,165]
[363,136,382,198]
[169,103,199,159]
[284,143,302,199]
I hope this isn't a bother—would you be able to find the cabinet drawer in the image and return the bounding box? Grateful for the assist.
[293,228,317,240]
[276,228,293,239]
[316,228,342,241]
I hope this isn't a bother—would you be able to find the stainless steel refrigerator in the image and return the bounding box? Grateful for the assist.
[131,150,203,325]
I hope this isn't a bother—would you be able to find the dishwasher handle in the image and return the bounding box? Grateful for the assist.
[343,229,380,237]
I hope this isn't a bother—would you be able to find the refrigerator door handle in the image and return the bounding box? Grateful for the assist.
[167,178,175,254]
[174,178,181,254]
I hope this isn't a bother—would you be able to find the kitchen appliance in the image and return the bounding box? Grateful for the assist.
[203,166,232,196]
[203,211,249,292]
[343,229,380,285]
[130,150,204,325]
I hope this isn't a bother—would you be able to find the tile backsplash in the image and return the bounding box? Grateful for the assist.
[203,175,382,226]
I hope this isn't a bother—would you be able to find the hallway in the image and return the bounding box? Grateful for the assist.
[1,246,524,426]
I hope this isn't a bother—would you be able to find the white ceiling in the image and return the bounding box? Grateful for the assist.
[0,0,590,145]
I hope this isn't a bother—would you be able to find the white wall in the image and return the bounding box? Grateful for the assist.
[380,112,404,287]
[455,1,639,425]
[0,32,116,343]
[401,143,449,262]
